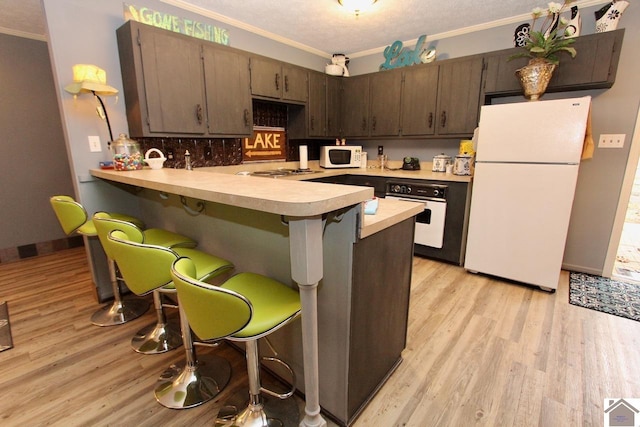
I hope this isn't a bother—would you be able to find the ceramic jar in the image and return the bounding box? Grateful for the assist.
[453,153,474,176]
[432,153,452,172]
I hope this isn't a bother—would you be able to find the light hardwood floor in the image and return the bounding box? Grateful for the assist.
[0,247,638,426]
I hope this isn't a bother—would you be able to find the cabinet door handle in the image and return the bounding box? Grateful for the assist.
[275,73,280,91]
[284,75,289,93]
[440,111,447,128]
[362,118,367,131]
[243,109,250,127]
[428,112,433,129]
[310,115,315,131]
[372,116,377,132]
[196,104,203,125]
[327,118,332,133]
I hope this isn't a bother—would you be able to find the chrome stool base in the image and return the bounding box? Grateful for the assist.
[215,395,299,427]
[90,298,149,327]
[154,353,231,409]
[131,321,182,354]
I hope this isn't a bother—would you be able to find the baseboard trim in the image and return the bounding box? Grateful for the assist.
[0,236,84,264]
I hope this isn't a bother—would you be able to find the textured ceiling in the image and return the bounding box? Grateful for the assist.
[161,0,572,55]
[1,0,607,55]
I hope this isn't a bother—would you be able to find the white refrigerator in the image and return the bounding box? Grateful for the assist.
[464,96,591,291]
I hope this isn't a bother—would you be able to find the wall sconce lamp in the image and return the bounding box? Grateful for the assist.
[64,64,119,148]
[338,0,378,16]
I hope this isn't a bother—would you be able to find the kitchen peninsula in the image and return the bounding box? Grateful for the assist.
[90,166,422,426]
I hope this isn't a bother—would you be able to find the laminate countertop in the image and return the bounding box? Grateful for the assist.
[203,160,473,183]
[90,166,424,239]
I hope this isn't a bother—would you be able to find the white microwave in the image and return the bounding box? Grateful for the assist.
[319,146,362,168]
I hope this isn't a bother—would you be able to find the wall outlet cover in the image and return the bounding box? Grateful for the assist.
[598,134,626,148]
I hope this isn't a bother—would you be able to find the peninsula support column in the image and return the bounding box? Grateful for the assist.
[289,216,327,427]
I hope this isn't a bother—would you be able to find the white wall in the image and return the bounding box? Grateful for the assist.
[348,4,640,275]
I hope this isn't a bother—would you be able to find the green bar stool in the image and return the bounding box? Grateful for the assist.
[92,212,205,354]
[105,229,235,408]
[49,195,151,325]
[171,257,302,427]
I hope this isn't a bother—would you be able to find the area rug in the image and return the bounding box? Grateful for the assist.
[0,301,13,352]
[569,272,640,322]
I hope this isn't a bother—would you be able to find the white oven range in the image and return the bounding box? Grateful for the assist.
[385,181,447,248]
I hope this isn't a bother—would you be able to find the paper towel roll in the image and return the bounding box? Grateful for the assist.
[299,145,308,169]
[360,152,367,169]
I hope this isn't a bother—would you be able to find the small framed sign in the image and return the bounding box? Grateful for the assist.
[243,126,287,162]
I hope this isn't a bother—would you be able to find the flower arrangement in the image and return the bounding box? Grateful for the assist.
[510,0,578,65]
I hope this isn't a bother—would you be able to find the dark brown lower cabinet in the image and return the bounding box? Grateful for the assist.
[347,218,414,422]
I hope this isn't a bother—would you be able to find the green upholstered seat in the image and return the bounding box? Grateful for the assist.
[100,226,235,408]
[172,258,301,341]
[93,212,196,249]
[170,257,301,425]
[49,195,144,236]
[49,195,150,326]
[105,229,233,295]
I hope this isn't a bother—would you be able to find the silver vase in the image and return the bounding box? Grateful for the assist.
[515,59,556,101]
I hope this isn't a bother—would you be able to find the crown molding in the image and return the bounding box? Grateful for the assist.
[350,0,610,58]
[161,0,610,59]
[0,26,47,41]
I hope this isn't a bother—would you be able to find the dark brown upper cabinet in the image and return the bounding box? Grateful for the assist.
[401,64,439,136]
[327,76,342,136]
[341,71,402,138]
[436,56,484,135]
[401,57,483,137]
[341,75,370,138]
[303,71,342,138]
[117,20,623,140]
[117,21,207,136]
[117,20,253,137]
[202,45,253,136]
[484,29,624,98]
[308,71,327,137]
[250,57,308,103]
[369,71,402,137]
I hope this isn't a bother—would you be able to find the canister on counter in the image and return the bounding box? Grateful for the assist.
[112,133,143,171]
[453,153,474,176]
[432,153,452,172]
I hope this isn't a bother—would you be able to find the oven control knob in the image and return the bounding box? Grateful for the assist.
[433,189,440,197]
[393,185,401,193]
[406,186,411,194]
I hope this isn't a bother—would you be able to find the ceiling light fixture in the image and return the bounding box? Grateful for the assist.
[338,0,378,16]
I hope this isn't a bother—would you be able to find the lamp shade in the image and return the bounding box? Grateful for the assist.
[64,64,118,96]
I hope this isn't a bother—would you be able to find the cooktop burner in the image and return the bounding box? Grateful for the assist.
[251,168,322,178]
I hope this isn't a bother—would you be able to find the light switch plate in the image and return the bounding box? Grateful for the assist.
[88,135,102,152]
[598,134,625,148]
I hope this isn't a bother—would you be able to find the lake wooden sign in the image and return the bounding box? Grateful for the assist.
[243,126,287,162]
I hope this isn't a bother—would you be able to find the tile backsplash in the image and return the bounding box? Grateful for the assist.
[135,100,325,169]
[137,137,243,169]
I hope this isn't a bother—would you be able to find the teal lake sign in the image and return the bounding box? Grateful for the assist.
[380,35,428,70]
